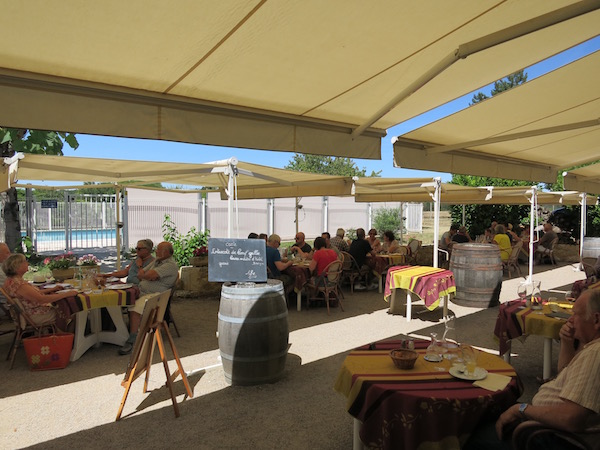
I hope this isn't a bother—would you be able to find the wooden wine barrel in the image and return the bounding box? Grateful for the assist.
[582,237,600,259]
[450,243,503,308]
[218,280,289,385]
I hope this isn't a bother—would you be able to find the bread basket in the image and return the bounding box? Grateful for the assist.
[390,349,418,370]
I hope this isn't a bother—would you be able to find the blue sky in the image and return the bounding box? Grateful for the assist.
[58,36,600,184]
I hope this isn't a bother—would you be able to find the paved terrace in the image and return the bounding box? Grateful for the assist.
[0,258,585,449]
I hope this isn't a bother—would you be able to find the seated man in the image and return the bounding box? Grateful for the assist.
[100,239,155,284]
[534,222,558,263]
[330,228,349,253]
[321,232,341,259]
[265,234,293,292]
[451,226,471,244]
[349,228,376,288]
[287,232,313,259]
[465,288,600,449]
[119,241,179,355]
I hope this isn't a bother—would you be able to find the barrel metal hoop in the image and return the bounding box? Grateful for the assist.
[220,348,289,362]
[218,311,288,324]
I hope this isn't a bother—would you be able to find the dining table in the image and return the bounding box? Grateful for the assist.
[334,338,522,450]
[56,280,140,361]
[384,265,456,321]
[494,299,572,380]
[283,260,312,311]
[366,251,408,293]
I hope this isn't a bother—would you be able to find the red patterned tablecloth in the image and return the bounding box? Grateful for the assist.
[384,265,456,310]
[494,299,571,355]
[283,264,311,292]
[334,339,522,450]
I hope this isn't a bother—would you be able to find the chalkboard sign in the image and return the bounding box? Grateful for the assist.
[208,238,267,283]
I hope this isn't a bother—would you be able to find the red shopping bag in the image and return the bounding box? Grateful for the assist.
[23,332,74,371]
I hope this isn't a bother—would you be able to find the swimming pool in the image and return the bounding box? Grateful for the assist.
[23,229,117,252]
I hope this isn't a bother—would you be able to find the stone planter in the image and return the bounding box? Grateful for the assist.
[189,256,208,267]
[51,267,75,282]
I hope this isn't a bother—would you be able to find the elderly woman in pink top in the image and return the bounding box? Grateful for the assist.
[2,253,77,330]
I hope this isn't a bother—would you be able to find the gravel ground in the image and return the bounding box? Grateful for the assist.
[0,260,584,449]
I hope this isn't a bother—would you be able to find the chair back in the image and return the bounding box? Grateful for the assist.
[509,241,523,262]
[340,251,355,271]
[324,260,343,284]
[407,239,421,255]
[1,287,29,329]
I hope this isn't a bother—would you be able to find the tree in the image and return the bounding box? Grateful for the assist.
[470,70,528,105]
[372,207,404,236]
[449,175,531,237]
[1,127,78,251]
[284,154,381,177]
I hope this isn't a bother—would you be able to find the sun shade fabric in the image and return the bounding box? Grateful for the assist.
[1,1,599,158]
[564,165,600,194]
[10,154,354,198]
[354,178,591,205]
[393,49,600,183]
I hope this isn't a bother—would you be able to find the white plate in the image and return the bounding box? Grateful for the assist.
[424,354,443,362]
[107,277,120,282]
[105,283,133,290]
[449,366,488,381]
[44,284,57,289]
[57,283,72,288]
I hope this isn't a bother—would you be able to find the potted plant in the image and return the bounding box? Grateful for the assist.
[44,253,77,281]
[77,254,100,275]
[189,246,209,267]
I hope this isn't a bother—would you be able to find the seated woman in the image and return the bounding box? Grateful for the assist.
[492,224,512,262]
[381,231,401,254]
[308,237,338,280]
[2,253,78,331]
[366,229,382,254]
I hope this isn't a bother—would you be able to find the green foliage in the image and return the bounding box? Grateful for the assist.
[372,208,404,235]
[346,228,357,241]
[0,127,78,155]
[470,70,527,105]
[162,214,210,267]
[449,175,531,236]
[284,154,381,177]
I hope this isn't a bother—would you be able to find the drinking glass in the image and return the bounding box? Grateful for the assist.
[442,315,459,359]
[460,344,478,376]
[517,282,529,303]
[565,290,575,302]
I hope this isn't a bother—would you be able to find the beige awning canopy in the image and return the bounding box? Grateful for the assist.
[8,153,354,197]
[1,1,599,159]
[564,165,600,194]
[354,178,593,205]
[393,48,600,183]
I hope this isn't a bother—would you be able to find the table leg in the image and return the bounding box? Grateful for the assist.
[98,306,130,346]
[443,294,449,319]
[296,289,301,312]
[406,291,412,321]
[70,310,100,361]
[543,338,552,380]
[353,418,364,450]
[378,275,383,294]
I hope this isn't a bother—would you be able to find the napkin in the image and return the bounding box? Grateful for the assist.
[473,373,511,392]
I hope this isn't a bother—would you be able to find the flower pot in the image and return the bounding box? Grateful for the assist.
[189,256,208,267]
[51,267,75,282]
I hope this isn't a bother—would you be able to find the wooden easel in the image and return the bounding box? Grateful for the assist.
[116,291,193,421]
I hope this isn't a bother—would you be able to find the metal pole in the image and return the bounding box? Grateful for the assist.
[323,197,329,232]
[115,185,122,270]
[433,178,441,268]
[267,199,274,235]
[579,193,587,264]
[527,186,537,283]
[295,197,300,235]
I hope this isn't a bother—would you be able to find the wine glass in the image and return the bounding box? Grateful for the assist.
[460,344,478,376]
[565,290,575,302]
[517,282,529,303]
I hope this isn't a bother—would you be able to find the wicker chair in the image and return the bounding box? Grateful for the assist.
[340,251,370,294]
[305,260,344,315]
[512,420,599,450]
[0,287,57,369]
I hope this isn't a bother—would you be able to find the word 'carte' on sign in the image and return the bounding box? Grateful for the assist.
[208,238,267,283]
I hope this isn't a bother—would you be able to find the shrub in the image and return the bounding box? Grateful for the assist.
[162,214,210,267]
